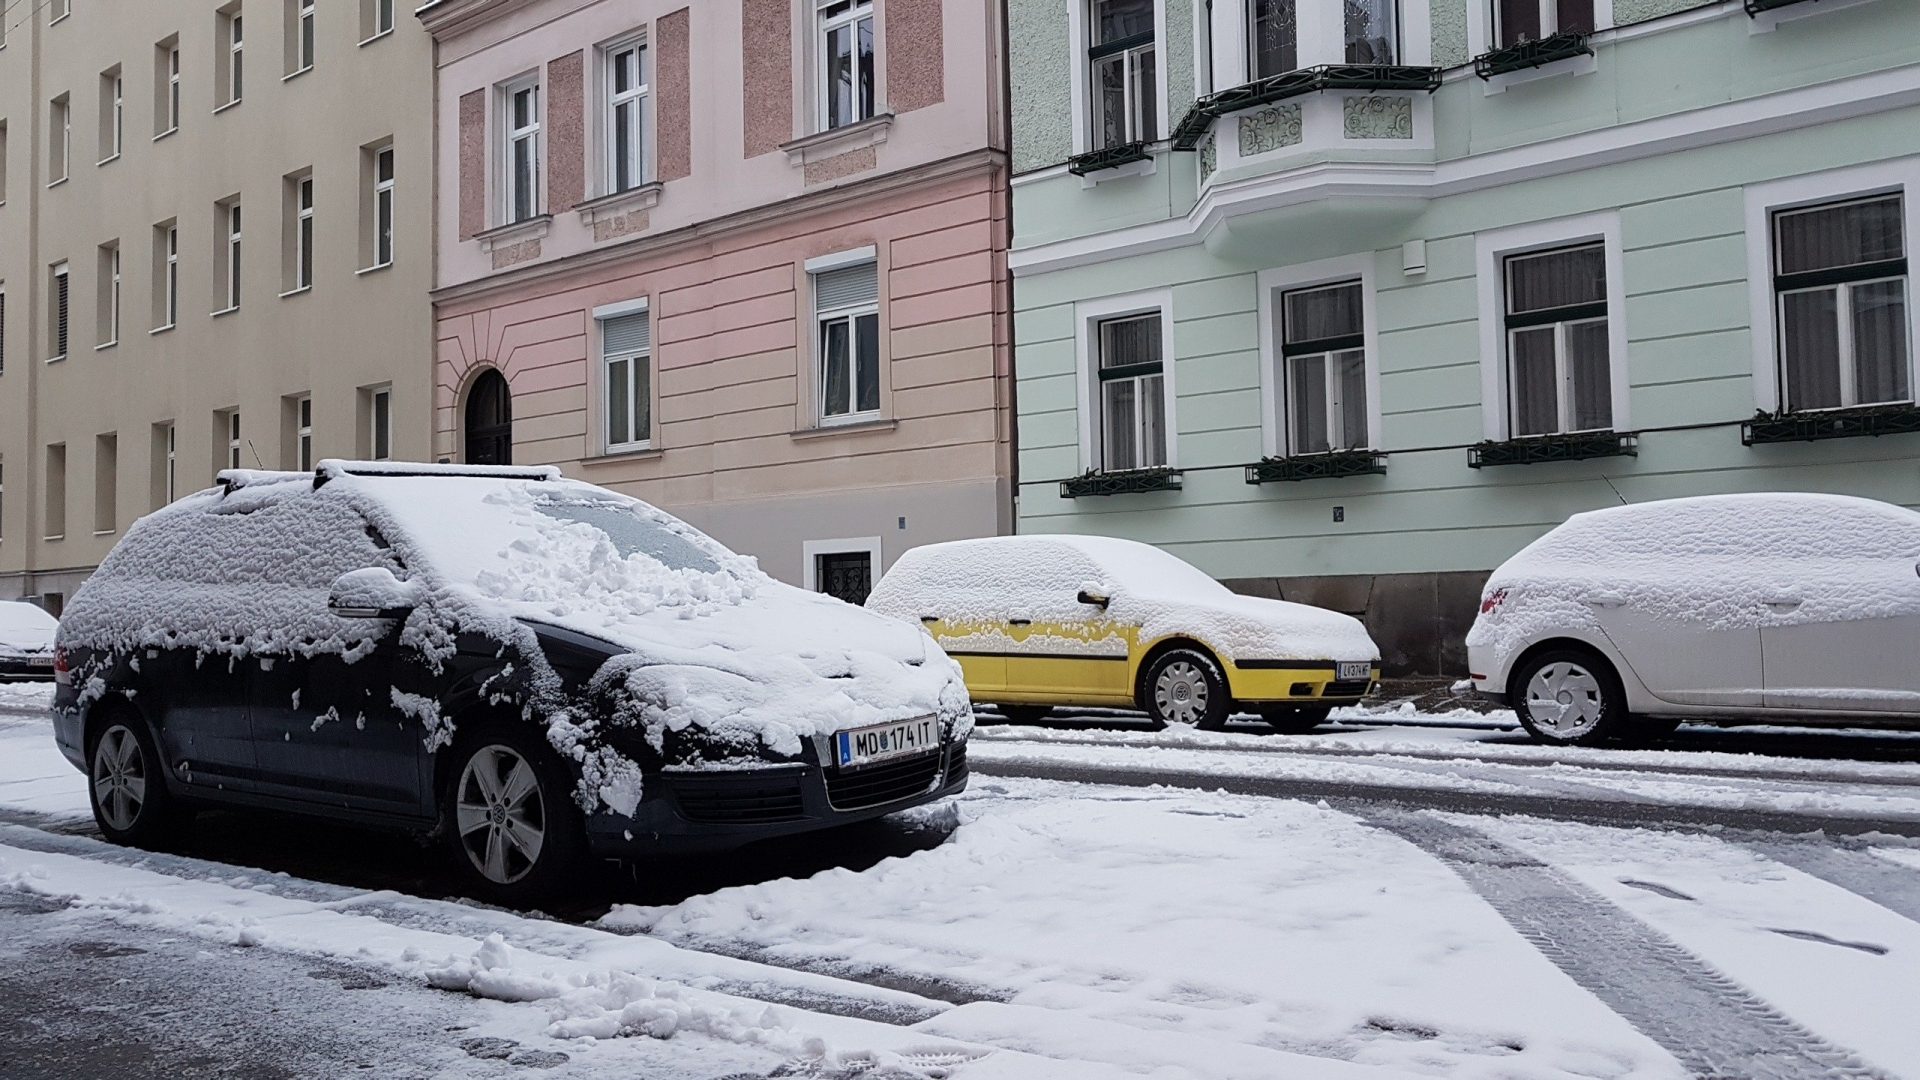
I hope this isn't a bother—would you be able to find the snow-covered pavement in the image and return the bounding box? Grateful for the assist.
[4,682,1920,1078]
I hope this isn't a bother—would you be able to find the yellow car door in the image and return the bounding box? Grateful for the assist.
[1001,588,1135,704]
[924,616,1007,698]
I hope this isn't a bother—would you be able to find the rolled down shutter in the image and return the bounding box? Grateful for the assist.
[814,261,878,313]
[602,310,650,357]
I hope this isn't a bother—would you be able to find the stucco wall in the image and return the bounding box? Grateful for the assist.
[1430,0,1470,69]
[1009,0,1073,173]
[1164,0,1197,125]
[1614,0,1715,24]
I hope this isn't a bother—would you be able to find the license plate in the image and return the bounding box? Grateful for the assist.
[1337,661,1372,681]
[836,717,939,768]
[26,656,54,669]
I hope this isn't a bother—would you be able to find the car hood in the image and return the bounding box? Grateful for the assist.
[1115,591,1379,663]
[0,628,54,653]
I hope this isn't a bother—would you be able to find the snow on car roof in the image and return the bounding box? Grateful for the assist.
[1524,493,1920,562]
[878,534,1230,600]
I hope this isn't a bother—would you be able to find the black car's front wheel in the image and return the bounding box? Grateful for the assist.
[447,724,585,907]
[88,713,188,848]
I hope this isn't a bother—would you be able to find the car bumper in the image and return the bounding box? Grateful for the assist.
[584,739,969,855]
[53,707,85,770]
[1226,663,1382,705]
[0,655,56,682]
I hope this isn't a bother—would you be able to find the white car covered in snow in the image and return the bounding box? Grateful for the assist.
[1468,493,1920,745]
[868,535,1381,732]
[53,462,971,903]
[0,600,59,681]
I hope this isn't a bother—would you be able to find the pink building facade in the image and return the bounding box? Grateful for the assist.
[420,0,1011,597]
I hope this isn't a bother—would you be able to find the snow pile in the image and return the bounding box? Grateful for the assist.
[1467,493,1920,661]
[0,601,58,653]
[870,535,1377,663]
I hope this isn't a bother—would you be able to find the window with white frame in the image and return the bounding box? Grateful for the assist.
[501,77,541,225]
[1771,193,1909,412]
[50,94,70,183]
[1094,311,1167,470]
[0,283,8,376]
[1277,281,1369,454]
[289,0,315,75]
[1089,0,1156,149]
[1495,0,1593,47]
[1248,0,1297,79]
[97,242,120,347]
[369,387,392,460]
[1503,242,1612,436]
[52,0,71,22]
[160,40,181,134]
[219,199,242,310]
[221,7,244,107]
[600,307,651,451]
[371,145,395,267]
[293,395,313,469]
[364,0,395,40]
[153,221,179,328]
[222,409,243,472]
[604,40,649,195]
[50,262,70,360]
[818,0,875,131]
[1346,0,1399,63]
[100,67,123,162]
[287,173,314,292]
[813,260,880,422]
[152,421,176,507]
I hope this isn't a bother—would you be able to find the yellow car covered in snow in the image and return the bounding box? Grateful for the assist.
[867,535,1380,732]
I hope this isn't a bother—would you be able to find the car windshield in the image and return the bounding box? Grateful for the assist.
[531,499,721,574]
[0,602,58,634]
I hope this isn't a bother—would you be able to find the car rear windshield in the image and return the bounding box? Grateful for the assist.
[532,499,722,575]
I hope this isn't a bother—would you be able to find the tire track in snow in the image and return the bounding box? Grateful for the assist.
[1738,838,1920,926]
[1358,809,1889,1080]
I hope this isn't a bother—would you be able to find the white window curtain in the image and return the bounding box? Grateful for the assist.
[1249,0,1298,80]
[1280,282,1368,454]
[602,311,651,449]
[1344,0,1397,64]
[1090,0,1157,148]
[1503,243,1611,436]
[1774,195,1910,411]
[1096,313,1167,470]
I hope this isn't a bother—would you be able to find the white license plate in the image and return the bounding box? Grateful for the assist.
[836,717,939,768]
[1337,661,1372,681]
[25,656,54,669]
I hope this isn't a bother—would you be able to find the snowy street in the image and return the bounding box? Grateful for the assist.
[4,683,1920,1079]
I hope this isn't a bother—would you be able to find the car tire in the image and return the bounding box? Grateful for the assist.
[1260,705,1332,735]
[1511,648,1631,747]
[1142,648,1231,731]
[997,704,1053,724]
[87,710,190,849]
[445,722,587,908]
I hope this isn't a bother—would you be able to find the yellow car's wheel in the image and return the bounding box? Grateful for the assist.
[1144,649,1230,731]
[996,705,1053,724]
[1260,705,1331,735]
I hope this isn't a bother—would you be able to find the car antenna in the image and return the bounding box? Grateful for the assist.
[1599,473,1628,506]
[247,439,264,468]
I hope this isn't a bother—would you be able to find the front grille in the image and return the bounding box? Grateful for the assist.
[1323,679,1371,698]
[827,751,943,811]
[673,770,807,825]
[946,744,967,787]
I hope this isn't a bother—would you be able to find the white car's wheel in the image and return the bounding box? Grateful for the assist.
[1512,649,1629,746]
[1143,649,1230,731]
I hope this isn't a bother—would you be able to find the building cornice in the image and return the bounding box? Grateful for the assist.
[431,148,1008,308]
[415,0,538,39]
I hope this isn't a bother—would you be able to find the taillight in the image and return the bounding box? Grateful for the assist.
[53,647,71,686]
[1480,588,1508,616]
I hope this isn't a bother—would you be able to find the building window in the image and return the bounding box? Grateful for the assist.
[369,387,392,460]
[1771,194,1910,412]
[50,262,70,361]
[1495,0,1594,47]
[361,0,395,42]
[97,242,120,347]
[99,67,123,162]
[818,0,875,131]
[371,145,394,267]
[218,199,243,311]
[50,94,71,183]
[219,409,243,473]
[293,395,313,470]
[600,307,652,451]
[1089,0,1156,150]
[604,40,649,195]
[51,0,72,22]
[153,221,179,329]
[0,121,8,201]
[152,421,176,507]
[813,259,880,423]
[219,6,244,107]
[44,444,66,541]
[1249,0,1297,79]
[1093,311,1167,470]
[501,78,541,225]
[1278,282,1368,454]
[156,39,182,136]
[288,0,315,75]
[0,283,7,376]
[1503,242,1612,436]
[94,432,117,534]
[1347,0,1399,63]
[286,173,314,292]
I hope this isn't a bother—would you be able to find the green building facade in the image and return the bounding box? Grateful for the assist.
[1009,0,1920,673]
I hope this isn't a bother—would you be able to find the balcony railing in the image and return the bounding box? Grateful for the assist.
[1468,431,1637,468]
[1474,31,1594,79]
[1066,141,1153,176]
[1742,404,1920,445]
[1170,65,1442,151]
[1745,0,1819,13]
[1245,450,1389,484]
[1059,467,1184,498]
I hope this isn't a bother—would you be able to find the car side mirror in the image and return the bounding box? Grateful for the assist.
[1077,588,1111,610]
[328,567,420,620]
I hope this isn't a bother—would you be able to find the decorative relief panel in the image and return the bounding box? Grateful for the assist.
[1199,134,1217,185]
[1237,104,1303,157]
[1342,96,1414,140]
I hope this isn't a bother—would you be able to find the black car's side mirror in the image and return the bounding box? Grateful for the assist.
[328,567,420,620]
[1077,588,1111,610]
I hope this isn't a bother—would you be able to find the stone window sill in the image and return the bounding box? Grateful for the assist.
[475,214,551,252]
[576,182,661,226]
[578,447,664,466]
[781,114,893,167]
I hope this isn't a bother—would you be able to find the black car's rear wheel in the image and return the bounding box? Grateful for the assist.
[447,724,585,906]
[88,713,188,848]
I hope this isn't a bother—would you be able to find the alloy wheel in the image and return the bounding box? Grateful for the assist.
[455,745,548,885]
[1154,660,1211,725]
[1525,661,1605,738]
[91,725,148,833]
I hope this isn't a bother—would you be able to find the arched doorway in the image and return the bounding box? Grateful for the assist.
[464,369,513,466]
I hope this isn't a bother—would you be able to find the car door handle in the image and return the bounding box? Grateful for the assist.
[1585,593,1626,609]
[1762,597,1803,609]
[919,615,939,623]
[1008,618,1032,627]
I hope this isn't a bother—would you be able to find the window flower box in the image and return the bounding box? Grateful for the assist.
[1059,467,1184,498]
[1741,404,1920,445]
[1245,450,1389,484]
[1468,431,1636,468]
[1170,65,1442,151]
[1473,31,1593,80]
[1067,141,1153,176]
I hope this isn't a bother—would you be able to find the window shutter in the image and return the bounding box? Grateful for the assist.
[814,261,878,313]
[602,311,650,357]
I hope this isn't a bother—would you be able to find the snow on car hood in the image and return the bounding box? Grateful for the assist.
[0,602,57,653]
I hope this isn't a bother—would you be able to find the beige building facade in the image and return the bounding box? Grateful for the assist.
[0,0,436,611]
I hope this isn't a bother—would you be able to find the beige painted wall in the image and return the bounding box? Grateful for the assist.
[0,0,436,605]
